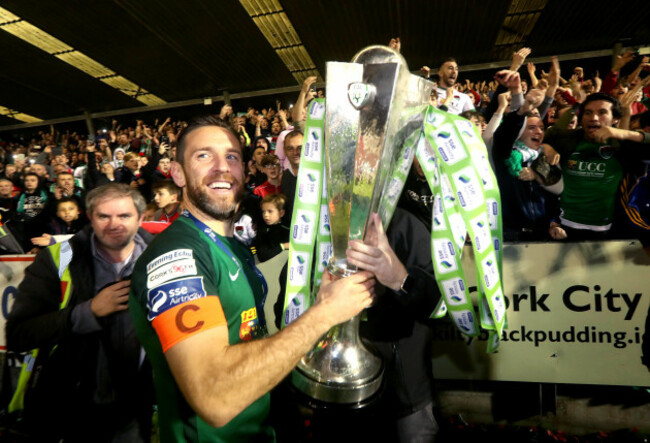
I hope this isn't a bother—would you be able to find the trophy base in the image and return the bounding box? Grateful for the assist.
[291,363,383,405]
[291,315,384,404]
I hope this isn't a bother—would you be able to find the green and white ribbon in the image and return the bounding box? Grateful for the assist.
[456,117,506,337]
[419,106,506,352]
[282,101,507,352]
[282,99,331,328]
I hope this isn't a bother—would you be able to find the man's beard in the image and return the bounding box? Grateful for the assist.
[186,176,244,222]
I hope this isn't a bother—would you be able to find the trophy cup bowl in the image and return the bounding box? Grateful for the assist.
[291,45,432,405]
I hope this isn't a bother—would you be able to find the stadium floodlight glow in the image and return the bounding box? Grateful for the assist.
[0,5,166,116]
[238,0,321,85]
[0,106,42,123]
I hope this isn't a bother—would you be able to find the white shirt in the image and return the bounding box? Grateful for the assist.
[436,87,475,115]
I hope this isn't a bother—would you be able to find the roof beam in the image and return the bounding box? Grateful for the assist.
[458,46,650,73]
[0,5,166,123]
[2,44,648,132]
[238,0,321,85]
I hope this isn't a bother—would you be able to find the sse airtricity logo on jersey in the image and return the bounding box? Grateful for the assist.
[398,146,413,175]
[472,154,495,190]
[433,300,448,317]
[493,236,501,253]
[387,177,403,201]
[416,136,437,173]
[304,128,322,162]
[147,276,206,321]
[440,174,456,208]
[426,109,444,126]
[433,238,458,274]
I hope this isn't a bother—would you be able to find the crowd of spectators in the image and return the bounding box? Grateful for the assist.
[0,42,649,257]
[420,42,650,250]
[1,38,649,443]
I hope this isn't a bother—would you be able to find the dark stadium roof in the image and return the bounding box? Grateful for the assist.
[0,0,648,131]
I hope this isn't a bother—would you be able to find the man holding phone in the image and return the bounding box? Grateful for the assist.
[7,183,155,442]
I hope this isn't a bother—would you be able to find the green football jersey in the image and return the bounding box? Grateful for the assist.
[560,140,622,228]
[130,216,274,442]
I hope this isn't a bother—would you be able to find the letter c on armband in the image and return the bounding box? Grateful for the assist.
[175,304,205,333]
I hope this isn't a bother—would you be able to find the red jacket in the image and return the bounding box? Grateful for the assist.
[253,181,281,198]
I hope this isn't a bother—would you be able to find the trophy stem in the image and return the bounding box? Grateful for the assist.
[326,257,357,278]
[291,312,383,404]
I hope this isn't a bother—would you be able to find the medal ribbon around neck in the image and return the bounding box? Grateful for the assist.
[182,210,269,331]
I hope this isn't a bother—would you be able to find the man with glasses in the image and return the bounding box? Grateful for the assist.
[279,130,303,223]
[253,153,283,198]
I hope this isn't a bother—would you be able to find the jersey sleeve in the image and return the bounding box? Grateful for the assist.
[142,247,227,352]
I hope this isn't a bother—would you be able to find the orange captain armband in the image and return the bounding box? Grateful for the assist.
[152,296,227,352]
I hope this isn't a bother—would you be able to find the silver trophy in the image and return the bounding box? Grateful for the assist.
[291,45,434,404]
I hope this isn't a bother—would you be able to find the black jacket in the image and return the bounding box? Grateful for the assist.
[492,111,560,239]
[254,222,289,262]
[360,208,441,417]
[85,150,114,191]
[6,225,154,441]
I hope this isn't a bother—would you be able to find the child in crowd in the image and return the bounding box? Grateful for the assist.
[16,172,49,221]
[152,179,182,223]
[140,201,173,234]
[254,193,290,262]
[50,197,86,235]
[142,202,158,222]
[30,197,88,248]
[253,154,282,198]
